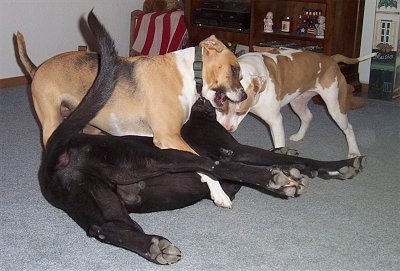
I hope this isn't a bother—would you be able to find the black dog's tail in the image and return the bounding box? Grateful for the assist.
[45,10,119,162]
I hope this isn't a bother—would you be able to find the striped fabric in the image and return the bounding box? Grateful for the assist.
[131,9,188,56]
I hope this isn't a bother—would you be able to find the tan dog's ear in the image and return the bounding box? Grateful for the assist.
[253,46,280,54]
[200,35,226,53]
[250,76,266,94]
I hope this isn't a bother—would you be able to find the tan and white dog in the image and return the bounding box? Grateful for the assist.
[216,47,375,158]
[16,32,246,208]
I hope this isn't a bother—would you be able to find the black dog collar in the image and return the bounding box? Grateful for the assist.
[193,46,203,91]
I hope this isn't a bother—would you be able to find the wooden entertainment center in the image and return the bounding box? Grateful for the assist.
[184,0,365,91]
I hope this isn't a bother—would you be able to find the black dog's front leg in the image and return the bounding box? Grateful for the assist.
[211,161,308,197]
[182,101,365,180]
[218,144,366,180]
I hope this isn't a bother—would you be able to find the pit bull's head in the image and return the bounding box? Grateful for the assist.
[216,75,265,132]
[200,35,247,109]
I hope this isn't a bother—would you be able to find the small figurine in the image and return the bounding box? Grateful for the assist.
[264,11,274,33]
[316,15,325,39]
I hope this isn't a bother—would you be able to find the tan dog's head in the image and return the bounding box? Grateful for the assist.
[200,35,247,109]
[216,75,265,132]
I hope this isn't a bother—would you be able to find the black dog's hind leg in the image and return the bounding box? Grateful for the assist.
[65,180,181,265]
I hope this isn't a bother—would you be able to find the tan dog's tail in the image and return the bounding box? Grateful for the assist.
[331,52,376,64]
[15,31,37,78]
[332,53,376,110]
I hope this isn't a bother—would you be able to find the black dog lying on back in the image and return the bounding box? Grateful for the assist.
[38,11,365,265]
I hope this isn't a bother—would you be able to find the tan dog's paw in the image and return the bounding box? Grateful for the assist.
[211,191,233,208]
[289,133,305,142]
[199,173,232,208]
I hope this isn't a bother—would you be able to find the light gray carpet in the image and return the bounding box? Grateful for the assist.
[1,85,399,271]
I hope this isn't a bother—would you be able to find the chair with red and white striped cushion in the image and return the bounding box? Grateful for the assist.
[130,9,188,56]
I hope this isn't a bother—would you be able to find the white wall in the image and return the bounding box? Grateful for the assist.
[0,0,143,79]
[1,0,375,83]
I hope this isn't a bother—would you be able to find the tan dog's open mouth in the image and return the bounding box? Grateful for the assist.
[214,90,228,107]
[212,89,247,108]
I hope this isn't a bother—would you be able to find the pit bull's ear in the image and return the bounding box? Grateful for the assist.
[250,76,266,94]
[253,46,280,55]
[200,35,226,53]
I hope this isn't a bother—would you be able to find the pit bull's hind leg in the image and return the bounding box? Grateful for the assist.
[319,80,361,158]
[31,86,62,147]
[152,124,232,208]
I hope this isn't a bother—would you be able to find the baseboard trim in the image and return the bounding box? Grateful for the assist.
[0,76,30,89]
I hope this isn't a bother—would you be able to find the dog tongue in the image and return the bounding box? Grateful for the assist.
[216,92,226,106]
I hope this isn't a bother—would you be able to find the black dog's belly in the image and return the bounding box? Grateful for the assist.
[122,172,208,213]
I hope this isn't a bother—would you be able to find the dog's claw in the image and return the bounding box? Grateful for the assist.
[268,168,309,197]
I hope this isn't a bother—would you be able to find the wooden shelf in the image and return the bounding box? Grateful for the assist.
[194,24,250,33]
[184,0,365,91]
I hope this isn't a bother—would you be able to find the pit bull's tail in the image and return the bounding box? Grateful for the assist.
[45,10,119,160]
[331,52,377,64]
[15,31,37,78]
[331,52,376,111]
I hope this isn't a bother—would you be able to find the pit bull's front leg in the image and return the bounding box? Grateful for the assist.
[153,132,232,208]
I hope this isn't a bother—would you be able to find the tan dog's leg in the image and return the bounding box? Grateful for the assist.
[153,128,232,208]
[289,91,317,142]
[253,107,285,148]
[31,87,62,147]
[318,80,361,158]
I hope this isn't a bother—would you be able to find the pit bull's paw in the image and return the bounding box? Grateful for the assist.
[199,173,232,208]
[272,147,299,156]
[148,237,182,265]
[211,191,233,208]
[325,156,366,180]
[289,133,305,142]
[268,168,309,197]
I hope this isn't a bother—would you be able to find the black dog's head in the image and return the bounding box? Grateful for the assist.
[191,99,217,121]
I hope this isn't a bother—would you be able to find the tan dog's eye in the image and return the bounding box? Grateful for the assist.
[231,66,240,78]
[231,66,239,74]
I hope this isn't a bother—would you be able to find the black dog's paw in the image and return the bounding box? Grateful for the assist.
[322,156,367,180]
[148,237,182,265]
[268,168,309,197]
[338,155,366,179]
[88,225,182,265]
[271,147,299,156]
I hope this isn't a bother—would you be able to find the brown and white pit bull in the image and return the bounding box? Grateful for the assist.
[216,47,376,158]
[16,32,246,208]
